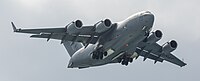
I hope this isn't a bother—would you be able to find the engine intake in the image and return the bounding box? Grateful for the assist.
[162,40,178,54]
[67,20,83,34]
[74,20,83,28]
[146,30,162,44]
[104,19,112,27]
[95,19,112,33]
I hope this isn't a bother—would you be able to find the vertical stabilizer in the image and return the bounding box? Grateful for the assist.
[63,41,83,57]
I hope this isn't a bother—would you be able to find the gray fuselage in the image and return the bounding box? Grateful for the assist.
[68,11,154,68]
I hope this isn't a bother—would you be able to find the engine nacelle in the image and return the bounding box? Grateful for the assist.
[95,19,112,33]
[146,30,162,44]
[162,40,178,54]
[67,20,83,34]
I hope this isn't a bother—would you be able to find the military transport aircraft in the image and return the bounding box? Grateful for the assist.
[12,11,186,69]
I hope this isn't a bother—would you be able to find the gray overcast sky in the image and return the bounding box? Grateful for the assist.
[0,0,199,81]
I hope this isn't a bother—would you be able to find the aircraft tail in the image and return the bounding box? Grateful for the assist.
[63,41,83,57]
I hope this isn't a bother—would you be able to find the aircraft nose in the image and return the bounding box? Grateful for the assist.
[142,11,154,17]
[144,11,151,14]
[145,11,151,14]
[141,11,154,22]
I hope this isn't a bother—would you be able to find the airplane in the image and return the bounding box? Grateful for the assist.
[12,11,186,69]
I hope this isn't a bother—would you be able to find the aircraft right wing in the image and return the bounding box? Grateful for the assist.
[136,41,187,67]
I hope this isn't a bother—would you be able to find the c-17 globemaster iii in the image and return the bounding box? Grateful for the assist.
[12,11,186,69]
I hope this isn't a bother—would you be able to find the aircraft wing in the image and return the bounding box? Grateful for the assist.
[136,42,186,67]
[11,22,103,44]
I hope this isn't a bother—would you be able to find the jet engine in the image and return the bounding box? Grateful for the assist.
[162,40,178,54]
[67,20,83,34]
[146,30,162,44]
[95,19,112,33]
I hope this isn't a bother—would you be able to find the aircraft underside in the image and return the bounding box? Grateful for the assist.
[12,11,186,69]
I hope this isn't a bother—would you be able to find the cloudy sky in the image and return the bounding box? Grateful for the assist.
[0,0,199,81]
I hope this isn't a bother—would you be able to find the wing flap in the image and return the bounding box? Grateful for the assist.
[30,33,98,44]
[135,47,163,62]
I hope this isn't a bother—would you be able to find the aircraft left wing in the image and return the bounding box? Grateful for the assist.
[11,19,115,45]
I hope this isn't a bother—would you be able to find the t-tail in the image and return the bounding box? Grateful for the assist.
[63,41,83,57]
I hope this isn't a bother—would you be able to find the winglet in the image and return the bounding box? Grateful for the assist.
[11,22,18,32]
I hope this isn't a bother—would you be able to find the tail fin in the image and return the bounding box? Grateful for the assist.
[63,41,83,57]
